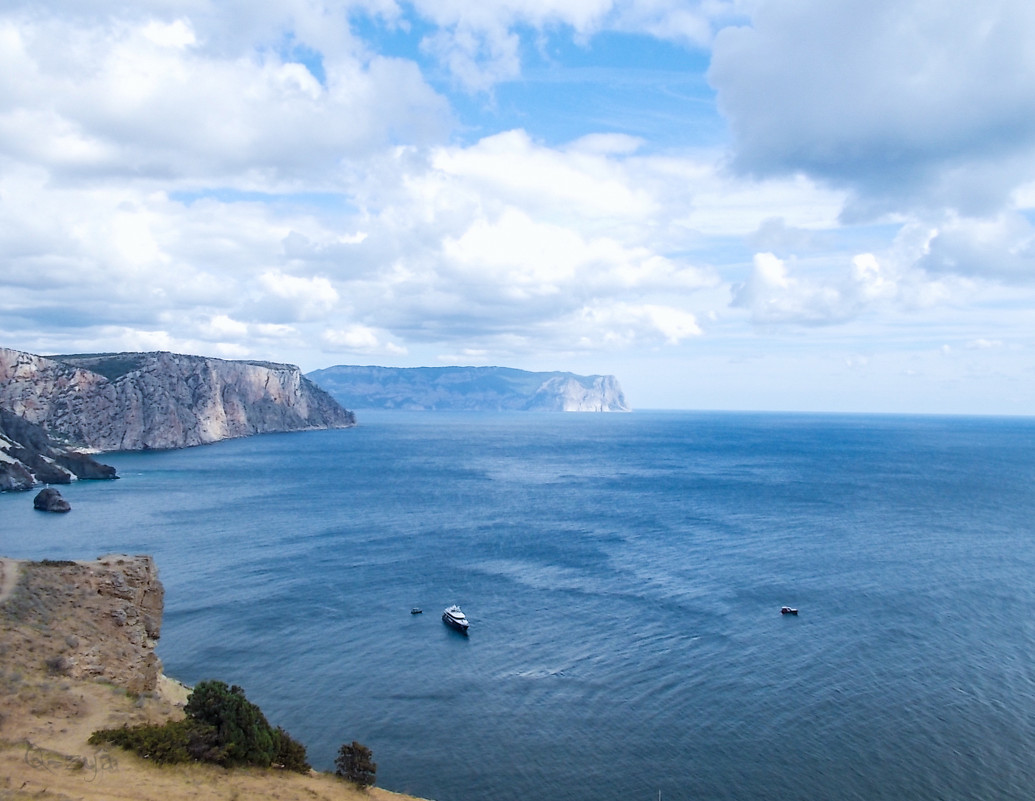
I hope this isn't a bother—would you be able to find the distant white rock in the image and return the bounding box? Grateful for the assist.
[531,374,630,412]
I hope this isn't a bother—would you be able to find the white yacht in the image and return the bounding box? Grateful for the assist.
[442,604,470,632]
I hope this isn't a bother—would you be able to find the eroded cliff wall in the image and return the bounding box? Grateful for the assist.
[0,348,356,452]
[530,374,630,412]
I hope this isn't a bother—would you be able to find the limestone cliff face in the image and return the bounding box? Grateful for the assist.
[0,348,355,452]
[308,364,632,412]
[0,555,165,694]
[530,374,630,412]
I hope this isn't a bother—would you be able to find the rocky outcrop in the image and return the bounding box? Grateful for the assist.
[308,365,632,412]
[0,408,118,491]
[33,487,71,512]
[0,347,356,452]
[0,555,164,693]
[528,374,629,412]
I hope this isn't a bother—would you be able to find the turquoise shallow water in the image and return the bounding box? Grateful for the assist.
[3,411,1035,801]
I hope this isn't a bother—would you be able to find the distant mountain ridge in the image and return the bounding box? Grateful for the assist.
[0,347,356,490]
[307,365,631,412]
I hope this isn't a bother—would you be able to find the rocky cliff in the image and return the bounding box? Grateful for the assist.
[0,347,356,453]
[0,555,164,694]
[0,409,118,491]
[0,554,423,801]
[308,365,631,412]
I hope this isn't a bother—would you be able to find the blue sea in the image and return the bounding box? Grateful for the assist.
[3,411,1035,801]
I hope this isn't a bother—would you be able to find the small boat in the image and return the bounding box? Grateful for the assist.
[442,604,470,633]
[411,608,423,615]
[781,606,798,615]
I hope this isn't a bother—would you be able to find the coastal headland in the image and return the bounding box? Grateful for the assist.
[307,364,630,411]
[0,346,357,492]
[0,555,428,801]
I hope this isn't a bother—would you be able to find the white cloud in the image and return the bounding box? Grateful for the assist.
[199,315,250,340]
[917,212,1035,283]
[440,207,710,300]
[609,0,744,46]
[409,0,609,91]
[322,325,406,355]
[292,130,725,358]
[732,253,837,325]
[681,168,846,236]
[255,271,340,322]
[571,301,702,347]
[405,0,743,90]
[431,129,656,225]
[141,19,196,49]
[731,252,898,325]
[2,0,1034,414]
[0,11,451,187]
[709,0,1035,219]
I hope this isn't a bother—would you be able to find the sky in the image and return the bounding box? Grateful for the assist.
[1,0,1034,414]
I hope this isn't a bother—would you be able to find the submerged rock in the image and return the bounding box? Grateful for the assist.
[33,487,71,512]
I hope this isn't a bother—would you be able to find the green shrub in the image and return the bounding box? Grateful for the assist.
[273,726,311,773]
[90,679,310,773]
[335,740,376,787]
[89,719,197,764]
[185,681,276,768]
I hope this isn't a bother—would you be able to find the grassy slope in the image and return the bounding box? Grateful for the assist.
[0,558,427,801]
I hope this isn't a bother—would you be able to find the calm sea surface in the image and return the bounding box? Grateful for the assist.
[3,411,1035,801]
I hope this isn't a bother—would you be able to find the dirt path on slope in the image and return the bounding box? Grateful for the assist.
[0,557,22,605]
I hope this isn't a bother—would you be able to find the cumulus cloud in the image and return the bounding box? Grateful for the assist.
[709,0,1035,219]
[430,130,656,227]
[0,10,450,188]
[4,0,1031,415]
[322,324,407,355]
[295,131,721,354]
[917,212,1035,283]
[441,207,710,299]
[0,165,328,348]
[731,251,908,326]
[732,253,845,325]
[0,105,727,363]
[251,271,340,322]
[569,301,702,347]
[401,0,741,91]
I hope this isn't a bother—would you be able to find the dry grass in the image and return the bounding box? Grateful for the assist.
[0,665,426,801]
[0,558,429,801]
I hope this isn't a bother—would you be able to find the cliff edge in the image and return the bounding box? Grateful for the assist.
[0,556,164,695]
[0,347,356,453]
[0,555,425,801]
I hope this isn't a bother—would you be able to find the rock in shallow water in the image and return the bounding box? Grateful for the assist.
[33,487,71,512]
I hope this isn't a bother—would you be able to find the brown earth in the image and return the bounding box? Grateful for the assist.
[0,557,427,801]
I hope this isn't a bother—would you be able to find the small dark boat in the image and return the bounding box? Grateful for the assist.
[411,608,423,615]
[781,606,798,615]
